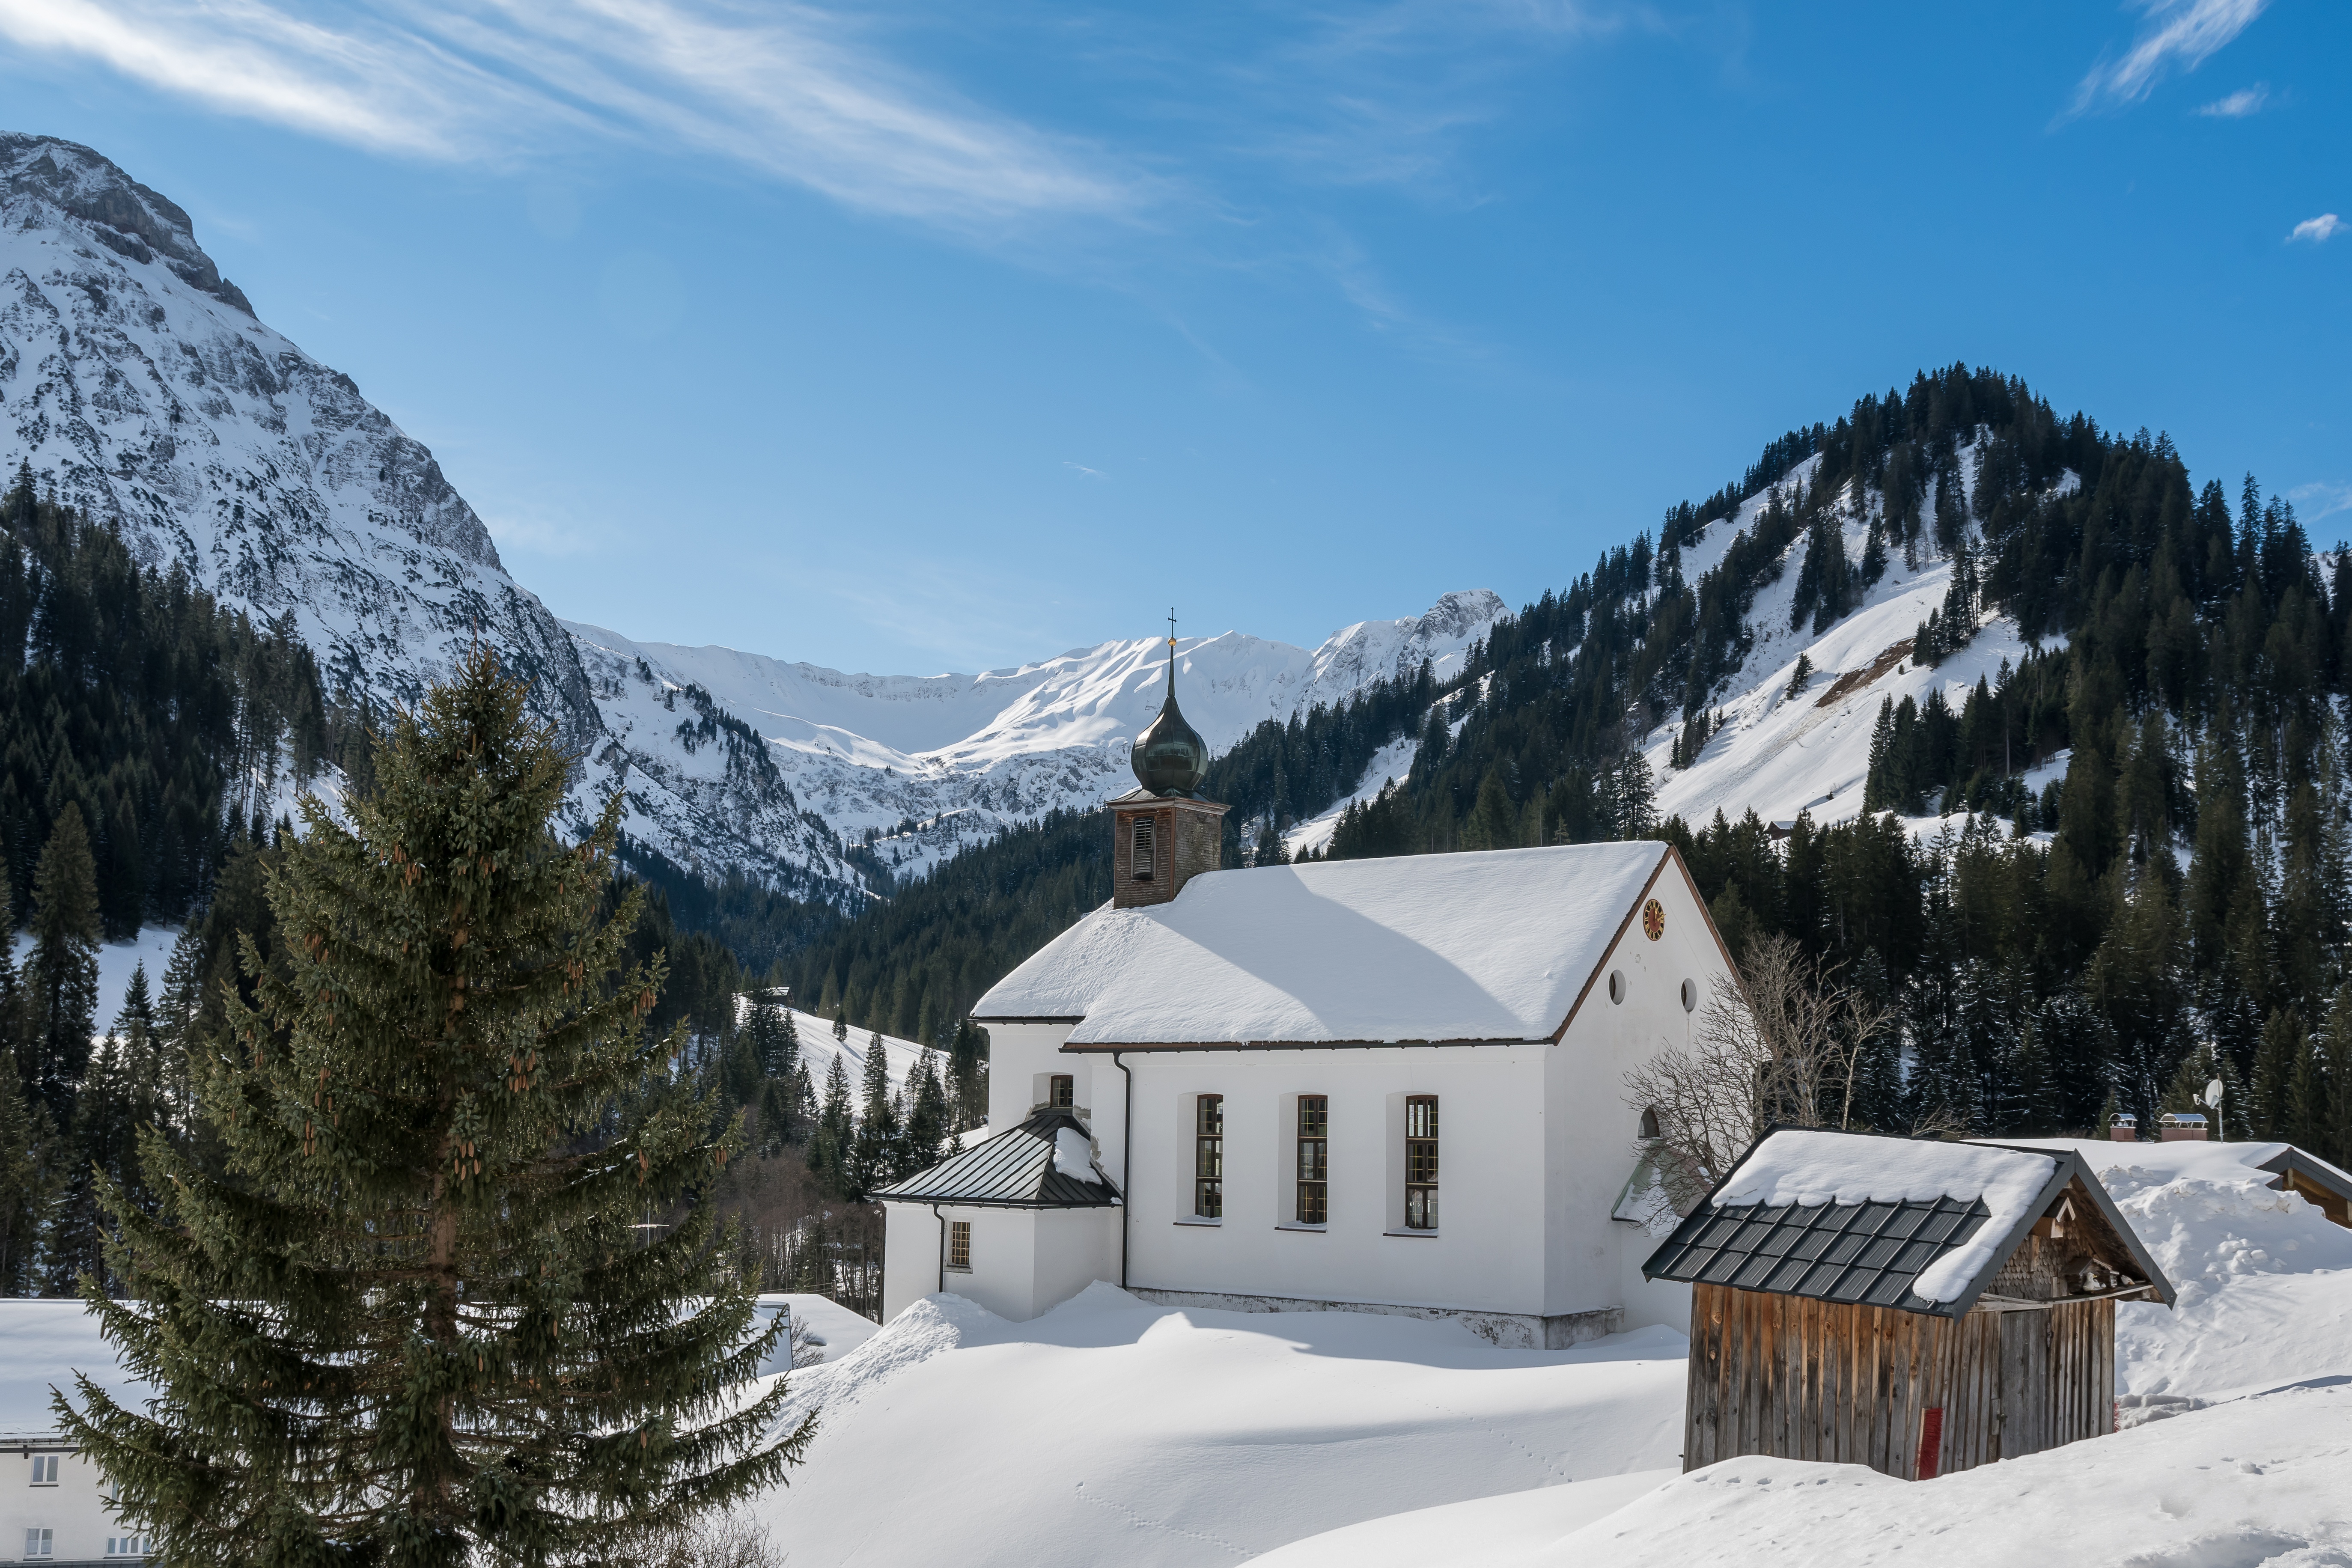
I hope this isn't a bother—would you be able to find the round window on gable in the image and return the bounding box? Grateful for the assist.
[1608,969,1626,1005]
[1680,978,1698,1013]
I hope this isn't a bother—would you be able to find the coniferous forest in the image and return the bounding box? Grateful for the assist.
[0,467,901,1312]
[9,366,2352,1319]
[792,365,2352,1170]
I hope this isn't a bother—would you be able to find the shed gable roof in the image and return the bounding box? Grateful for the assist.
[973,840,1681,1046]
[1642,1128,2174,1318]
[872,1111,1120,1209]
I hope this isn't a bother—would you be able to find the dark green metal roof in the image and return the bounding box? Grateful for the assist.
[873,1110,1122,1209]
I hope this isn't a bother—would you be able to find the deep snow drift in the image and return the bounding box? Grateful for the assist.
[768,1141,2352,1568]
[750,1282,1686,1566]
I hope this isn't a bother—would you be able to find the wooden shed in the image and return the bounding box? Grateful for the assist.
[1642,1128,2173,1481]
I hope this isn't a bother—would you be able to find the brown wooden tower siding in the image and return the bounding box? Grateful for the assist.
[1646,1132,2173,1483]
[1111,792,1228,909]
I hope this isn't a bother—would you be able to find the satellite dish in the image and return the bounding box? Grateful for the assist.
[2203,1078,2225,1109]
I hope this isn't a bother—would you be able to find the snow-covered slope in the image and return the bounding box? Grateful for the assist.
[0,134,599,759]
[568,591,1502,883]
[0,133,1489,906]
[751,1283,1687,1566]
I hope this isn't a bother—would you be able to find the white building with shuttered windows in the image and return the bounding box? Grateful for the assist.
[878,653,1733,1344]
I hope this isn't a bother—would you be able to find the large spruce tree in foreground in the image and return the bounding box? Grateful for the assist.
[60,650,808,1566]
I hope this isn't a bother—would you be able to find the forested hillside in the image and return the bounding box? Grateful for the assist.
[797,365,2352,1167]
[0,470,824,1299]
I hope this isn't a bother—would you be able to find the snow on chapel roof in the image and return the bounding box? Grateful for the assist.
[974,840,1677,1046]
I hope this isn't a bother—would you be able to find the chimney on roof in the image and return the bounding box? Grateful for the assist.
[2158,1111,2209,1142]
[1113,611,1228,910]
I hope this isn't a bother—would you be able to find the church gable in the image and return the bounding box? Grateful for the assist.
[976,840,1716,1048]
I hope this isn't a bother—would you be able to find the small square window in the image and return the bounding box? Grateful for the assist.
[1048,1074,1074,1109]
[24,1527,52,1559]
[947,1220,971,1271]
[29,1455,56,1486]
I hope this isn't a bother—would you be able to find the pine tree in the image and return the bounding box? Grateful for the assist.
[59,649,809,1565]
[850,1033,899,1198]
[904,1049,950,1176]
[2327,984,2352,1167]
[0,1055,60,1295]
[2252,1010,2305,1139]
[155,924,206,1124]
[813,1053,853,1194]
[27,804,101,1120]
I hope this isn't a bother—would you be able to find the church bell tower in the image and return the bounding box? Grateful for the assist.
[1113,615,1229,909]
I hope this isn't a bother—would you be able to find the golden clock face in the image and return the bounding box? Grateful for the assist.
[1642,898,1665,941]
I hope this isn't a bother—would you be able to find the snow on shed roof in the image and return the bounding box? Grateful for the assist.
[974,841,1677,1046]
[1715,1131,2058,1303]
[1645,1128,2173,1315]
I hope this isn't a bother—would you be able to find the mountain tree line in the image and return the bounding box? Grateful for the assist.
[789,366,2352,1170]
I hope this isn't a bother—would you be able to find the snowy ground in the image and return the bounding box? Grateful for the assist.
[1647,447,2070,837]
[749,1283,1686,1566]
[738,1000,928,1097]
[9,927,183,1041]
[746,1137,2352,1567]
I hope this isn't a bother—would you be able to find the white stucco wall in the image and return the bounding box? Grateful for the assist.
[1111,1045,1550,1317]
[1544,853,1729,1331]
[893,848,1737,1333]
[0,1444,143,1563]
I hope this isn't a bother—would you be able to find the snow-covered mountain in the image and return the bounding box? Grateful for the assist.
[0,128,2063,914]
[0,134,599,757]
[569,590,1503,884]
[0,130,1503,903]
[1641,448,2071,838]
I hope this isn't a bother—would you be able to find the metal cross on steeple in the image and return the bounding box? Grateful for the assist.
[1165,608,1178,695]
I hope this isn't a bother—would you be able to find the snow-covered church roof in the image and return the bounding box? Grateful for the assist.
[974,841,1684,1047]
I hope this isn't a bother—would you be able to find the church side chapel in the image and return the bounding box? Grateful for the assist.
[878,630,1737,1345]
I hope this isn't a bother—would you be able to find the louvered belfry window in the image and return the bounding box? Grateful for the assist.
[1404,1096,1439,1230]
[1133,818,1156,880]
[1296,1096,1329,1224]
[1194,1095,1224,1217]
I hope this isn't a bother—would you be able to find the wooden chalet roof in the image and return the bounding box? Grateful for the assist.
[1643,1128,2175,1319]
[872,1110,1121,1210]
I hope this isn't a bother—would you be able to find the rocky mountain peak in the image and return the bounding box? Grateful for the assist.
[1,133,253,315]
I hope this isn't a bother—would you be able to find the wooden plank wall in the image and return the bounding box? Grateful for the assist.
[1685,1285,2117,1480]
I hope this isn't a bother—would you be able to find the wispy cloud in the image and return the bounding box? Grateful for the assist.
[2068,0,2268,118]
[2289,483,2352,523]
[2195,82,2269,117]
[1062,461,1105,480]
[2289,214,2343,244]
[0,0,1131,228]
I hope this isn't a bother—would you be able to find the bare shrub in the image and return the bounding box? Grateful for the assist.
[1623,933,1896,1211]
[637,1514,785,1568]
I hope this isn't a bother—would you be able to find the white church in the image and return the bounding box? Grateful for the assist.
[878,648,1734,1346]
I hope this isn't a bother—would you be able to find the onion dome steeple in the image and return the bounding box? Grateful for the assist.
[1132,610,1207,797]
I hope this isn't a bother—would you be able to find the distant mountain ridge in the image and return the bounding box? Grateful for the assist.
[0,129,1506,911]
[566,589,1504,885]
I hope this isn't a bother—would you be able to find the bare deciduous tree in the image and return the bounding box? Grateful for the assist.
[1622,934,1896,1223]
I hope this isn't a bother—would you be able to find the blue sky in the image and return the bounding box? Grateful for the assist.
[1,1,2343,674]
